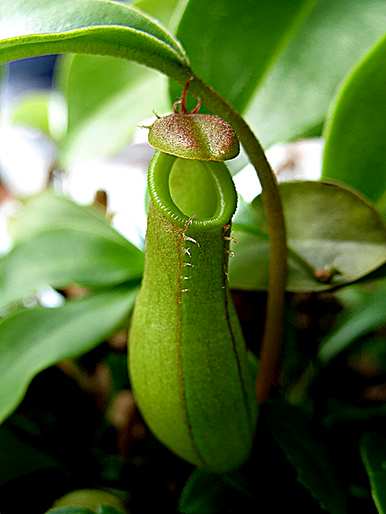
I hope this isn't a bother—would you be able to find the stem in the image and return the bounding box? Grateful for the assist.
[189,77,288,403]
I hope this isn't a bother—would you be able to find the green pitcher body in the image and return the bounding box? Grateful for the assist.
[129,151,257,472]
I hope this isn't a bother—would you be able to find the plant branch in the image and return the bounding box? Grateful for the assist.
[188,77,288,403]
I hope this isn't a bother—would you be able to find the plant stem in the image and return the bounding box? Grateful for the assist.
[189,77,288,403]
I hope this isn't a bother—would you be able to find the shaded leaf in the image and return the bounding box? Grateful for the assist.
[179,469,232,514]
[267,401,347,514]
[318,287,386,363]
[322,33,386,202]
[230,181,386,292]
[361,432,386,514]
[171,0,312,112]
[0,426,59,485]
[179,468,253,514]
[0,0,188,80]
[97,508,124,514]
[245,0,386,147]
[0,287,137,422]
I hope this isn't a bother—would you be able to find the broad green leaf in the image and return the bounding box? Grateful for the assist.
[57,55,169,166]
[0,0,188,80]
[361,433,386,514]
[322,33,386,202]
[10,191,128,245]
[267,402,347,514]
[0,287,136,422]
[0,426,59,484]
[245,0,386,147]
[10,91,51,136]
[318,288,386,363]
[171,0,312,112]
[0,228,143,308]
[0,193,144,308]
[230,181,386,292]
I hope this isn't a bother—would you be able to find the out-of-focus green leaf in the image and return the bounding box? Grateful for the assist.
[0,0,188,78]
[230,182,386,292]
[0,228,143,308]
[267,402,348,514]
[0,426,59,484]
[10,191,126,244]
[179,468,253,514]
[47,508,93,514]
[97,507,124,514]
[0,193,143,308]
[10,92,51,136]
[0,287,137,423]
[53,489,126,514]
[57,55,168,166]
[318,288,386,363]
[179,470,230,514]
[361,433,386,514]
[322,33,386,202]
[245,0,386,147]
[171,0,312,112]
[134,0,184,29]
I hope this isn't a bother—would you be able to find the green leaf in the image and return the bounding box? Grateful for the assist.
[10,91,51,136]
[10,191,127,244]
[230,181,386,292]
[0,229,143,308]
[318,287,386,363]
[245,0,386,147]
[0,0,188,79]
[179,468,253,514]
[0,193,143,308]
[57,55,169,166]
[53,490,126,514]
[179,469,232,514]
[267,401,348,514]
[361,432,386,514]
[48,509,123,514]
[47,509,94,514]
[134,0,184,29]
[171,0,312,112]
[322,33,386,202]
[0,287,136,423]
[0,426,59,484]
[97,508,124,514]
